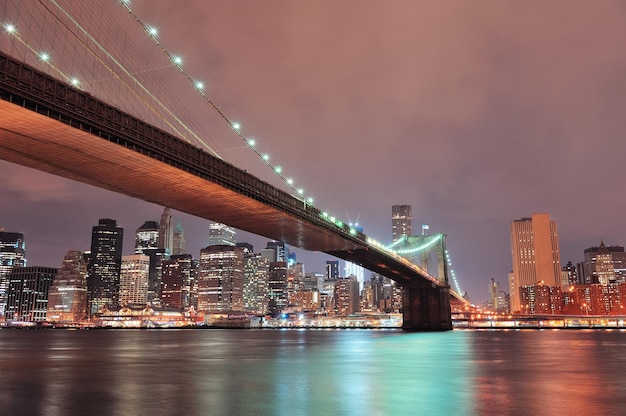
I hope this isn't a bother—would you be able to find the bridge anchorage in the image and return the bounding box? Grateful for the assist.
[0,49,462,330]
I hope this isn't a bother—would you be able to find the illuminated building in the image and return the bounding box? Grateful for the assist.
[344,260,364,290]
[392,204,412,242]
[325,260,339,280]
[158,207,173,254]
[242,251,270,314]
[334,277,360,315]
[172,218,186,255]
[135,221,167,304]
[509,213,561,313]
[487,278,509,312]
[288,290,319,311]
[519,282,563,315]
[265,241,288,262]
[268,261,288,313]
[88,219,123,313]
[0,231,26,317]
[119,254,150,306]
[5,266,57,322]
[208,223,236,246]
[580,242,625,284]
[46,250,88,322]
[198,245,244,312]
[161,254,194,309]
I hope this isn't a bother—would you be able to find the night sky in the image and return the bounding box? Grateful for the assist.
[2,1,626,304]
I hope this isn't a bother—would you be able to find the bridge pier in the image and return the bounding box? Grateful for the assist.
[401,283,452,331]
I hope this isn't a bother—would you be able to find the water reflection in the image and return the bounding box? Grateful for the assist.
[1,329,625,415]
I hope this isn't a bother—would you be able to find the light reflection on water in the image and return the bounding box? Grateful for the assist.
[1,329,625,416]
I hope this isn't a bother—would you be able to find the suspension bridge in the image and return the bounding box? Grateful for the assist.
[0,0,470,330]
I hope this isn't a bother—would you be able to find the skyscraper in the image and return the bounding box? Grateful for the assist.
[208,223,236,246]
[172,218,186,256]
[135,221,167,303]
[392,204,412,242]
[119,254,150,306]
[198,245,244,312]
[6,266,57,322]
[325,260,340,280]
[509,213,561,313]
[0,231,26,317]
[46,250,88,322]
[161,254,195,309]
[158,207,173,254]
[88,219,123,314]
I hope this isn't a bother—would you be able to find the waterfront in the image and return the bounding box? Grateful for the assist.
[1,329,625,416]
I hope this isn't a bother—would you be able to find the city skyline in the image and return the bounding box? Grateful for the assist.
[3,1,626,305]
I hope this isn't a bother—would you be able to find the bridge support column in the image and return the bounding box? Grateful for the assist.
[401,283,452,331]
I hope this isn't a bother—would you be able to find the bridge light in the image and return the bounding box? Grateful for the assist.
[195,81,204,90]
[274,166,282,173]
[39,52,50,62]
[147,26,158,37]
[297,189,304,195]
[5,24,16,33]
[247,138,255,147]
[70,78,79,87]
[286,178,293,186]
[172,56,182,65]
[262,154,269,161]
[232,122,241,131]
[307,197,313,204]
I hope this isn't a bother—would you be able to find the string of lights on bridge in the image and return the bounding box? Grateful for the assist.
[2,1,463,296]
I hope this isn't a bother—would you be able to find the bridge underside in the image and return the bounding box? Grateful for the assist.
[0,99,365,253]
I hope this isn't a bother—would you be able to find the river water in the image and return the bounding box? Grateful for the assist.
[1,328,624,416]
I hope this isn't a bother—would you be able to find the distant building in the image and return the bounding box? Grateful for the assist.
[519,282,563,315]
[0,231,26,317]
[46,250,88,322]
[88,219,123,313]
[198,245,244,312]
[5,266,57,322]
[392,204,412,242]
[265,241,288,262]
[579,243,626,284]
[135,221,167,303]
[268,261,288,313]
[172,218,186,256]
[487,278,509,312]
[119,254,150,306]
[158,207,173,254]
[334,277,360,315]
[509,213,561,313]
[242,251,270,314]
[208,223,236,247]
[325,260,340,280]
[161,254,195,309]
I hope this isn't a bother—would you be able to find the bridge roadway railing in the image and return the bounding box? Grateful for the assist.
[0,52,366,243]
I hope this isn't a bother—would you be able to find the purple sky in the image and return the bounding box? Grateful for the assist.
[2,1,626,304]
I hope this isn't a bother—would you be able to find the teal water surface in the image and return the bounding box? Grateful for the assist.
[1,329,624,416]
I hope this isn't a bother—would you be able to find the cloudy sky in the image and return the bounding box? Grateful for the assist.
[2,1,626,304]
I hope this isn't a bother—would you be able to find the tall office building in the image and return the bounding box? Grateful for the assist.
[325,260,340,280]
[198,245,244,312]
[158,207,173,254]
[579,243,626,284]
[265,241,288,262]
[243,252,270,313]
[172,218,186,256]
[46,250,88,322]
[334,277,360,315]
[88,219,123,314]
[119,254,150,306]
[392,204,412,242]
[509,213,561,313]
[5,266,57,322]
[208,223,236,246]
[267,261,288,313]
[161,254,195,309]
[135,221,167,303]
[0,231,27,317]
